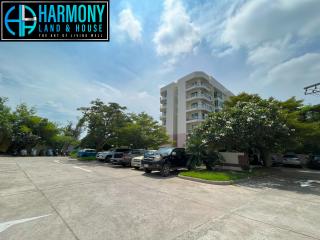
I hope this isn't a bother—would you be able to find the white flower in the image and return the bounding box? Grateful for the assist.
[247,117,254,122]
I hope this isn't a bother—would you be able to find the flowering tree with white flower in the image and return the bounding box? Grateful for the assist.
[191,100,292,166]
[204,101,290,150]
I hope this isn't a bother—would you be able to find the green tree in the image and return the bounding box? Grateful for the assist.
[279,98,320,153]
[0,97,13,152]
[195,100,291,166]
[10,103,61,152]
[78,99,129,150]
[117,113,169,149]
[225,94,320,154]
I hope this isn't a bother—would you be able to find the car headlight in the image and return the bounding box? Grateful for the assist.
[154,155,162,161]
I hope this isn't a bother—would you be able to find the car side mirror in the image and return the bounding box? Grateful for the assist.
[172,152,177,156]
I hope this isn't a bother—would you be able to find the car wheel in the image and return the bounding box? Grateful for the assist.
[160,163,170,177]
[144,169,152,174]
[134,167,139,170]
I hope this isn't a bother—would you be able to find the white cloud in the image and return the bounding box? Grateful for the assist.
[247,37,294,66]
[249,53,320,103]
[265,53,320,85]
[117,8,142,42]
[222,0,320,49]
[153,0,200,61]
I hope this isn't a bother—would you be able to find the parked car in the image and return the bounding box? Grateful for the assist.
[141,147,190,177]
[272,154,283,166]
[131,150,157,170]
[77,149,97,158]
[308,154,320,169]
[282,153,302,167]
[46,149,54,156]
[96,151,113,162]
[111,149,145,167]
[20,149,28,156]
[31,149,38,156]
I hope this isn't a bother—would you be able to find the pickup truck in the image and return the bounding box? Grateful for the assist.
[141,147,190,177]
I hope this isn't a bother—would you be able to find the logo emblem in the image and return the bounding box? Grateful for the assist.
[5,4,37,37]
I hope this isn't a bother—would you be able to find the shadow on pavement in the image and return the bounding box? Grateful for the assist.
[236,167,320,197]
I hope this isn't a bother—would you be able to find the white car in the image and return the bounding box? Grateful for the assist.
[96,151,113,162]
[131,150,156,169]
[282,154,302,167]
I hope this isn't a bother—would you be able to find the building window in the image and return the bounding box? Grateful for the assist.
[191,113,199,119]
[191,92,198,97]
[191,103,198,108]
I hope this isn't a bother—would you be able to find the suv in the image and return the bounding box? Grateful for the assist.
[141,147,190,177]
[111,149,145,167]
[96,151,113,162]
[77,149,97,158]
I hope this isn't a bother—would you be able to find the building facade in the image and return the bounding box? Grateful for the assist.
[160,71,233,147]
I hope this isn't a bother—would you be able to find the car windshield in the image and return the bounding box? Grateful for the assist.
[144,150,156,157]
[156,148,174,156]
[115,149,131,153]
[284,155,297,158]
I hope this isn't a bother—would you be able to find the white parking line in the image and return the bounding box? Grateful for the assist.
[300,170,320,174]
[53,160,61,164]
[73,166,92,173]
[0,214,52,233]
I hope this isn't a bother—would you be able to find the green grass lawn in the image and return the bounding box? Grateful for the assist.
[69,152,96,161]
[179,170,257,181]
[77,156,96,161]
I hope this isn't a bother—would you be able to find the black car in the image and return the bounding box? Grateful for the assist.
[141,147,190,177]
[308,155,320,169]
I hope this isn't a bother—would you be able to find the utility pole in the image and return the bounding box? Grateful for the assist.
[304,83,320,96]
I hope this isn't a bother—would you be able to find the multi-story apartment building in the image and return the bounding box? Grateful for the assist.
[160,71,233,147]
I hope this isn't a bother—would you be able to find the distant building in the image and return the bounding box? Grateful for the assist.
[160,71,233,147]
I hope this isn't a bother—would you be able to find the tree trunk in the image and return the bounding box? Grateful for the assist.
[262,151,272,167]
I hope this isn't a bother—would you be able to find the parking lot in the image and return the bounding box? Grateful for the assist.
[1,156,320,240]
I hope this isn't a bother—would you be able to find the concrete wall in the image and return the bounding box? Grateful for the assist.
[220,152,244,165]
[177,78,187,147]
[220,152,246,171]
[161,83,177,145]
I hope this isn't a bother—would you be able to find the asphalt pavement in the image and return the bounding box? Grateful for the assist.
[1,156,320,240]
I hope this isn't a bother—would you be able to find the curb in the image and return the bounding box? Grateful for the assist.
[178,175,250,185]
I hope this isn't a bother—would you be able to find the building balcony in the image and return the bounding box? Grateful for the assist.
[160,115,166,120]
[186,117,206,123]
[186,83,211,92]
[186,94,212,102]
[160,97,167,104]
[160,104,167,112]
[186,105,213,113]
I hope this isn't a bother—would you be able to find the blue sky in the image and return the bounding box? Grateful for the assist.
[0,0,319,125]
